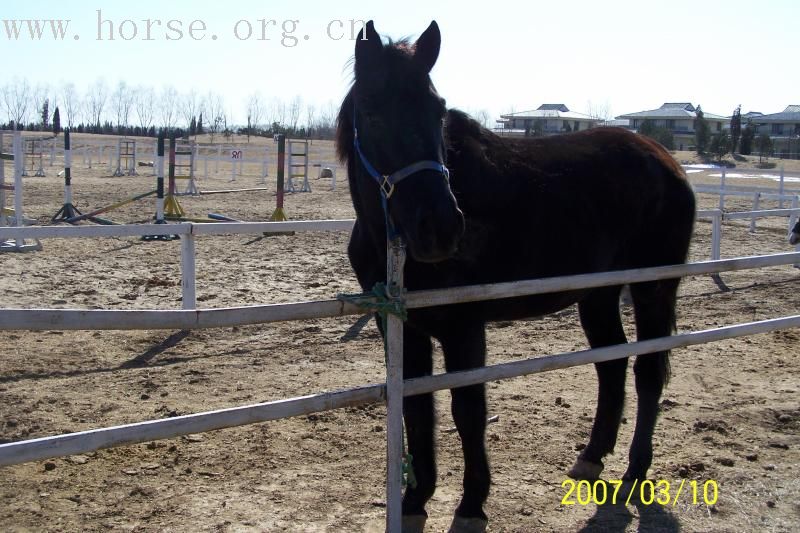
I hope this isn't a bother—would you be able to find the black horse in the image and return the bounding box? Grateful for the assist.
[790,220,800,245]
[337,21,695,532]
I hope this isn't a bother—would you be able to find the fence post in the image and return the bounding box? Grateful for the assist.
[712,211,722,261]
[385,238,406,533]
[749,192,761,233]
[779,165,785,208]
[181,228,196,310]
[718,167,726,212]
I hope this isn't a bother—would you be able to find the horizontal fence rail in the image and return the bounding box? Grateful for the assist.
[2,252,799,331]
[1,314,797,468]
[0,220,355,240]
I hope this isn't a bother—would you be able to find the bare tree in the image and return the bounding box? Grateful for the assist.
[61,82,79,128]
[86,78,108,127]
[288,95,302,133]
[317,100,337,139]
[204,91,226,142]
[473,109,490,129]
[134,86,155,131]
[245,92,263,141]
[305,103,317,137]
[2,78,31,126]
[30,83,49,128]
[111,80,134,130]
[158,85,179,130]
[179,89,200,130]
[268,96,286,130]
[586,100,612,124]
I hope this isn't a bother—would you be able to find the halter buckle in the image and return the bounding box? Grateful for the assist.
[380,175,396,199]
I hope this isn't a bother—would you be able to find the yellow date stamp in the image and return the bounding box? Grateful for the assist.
[561,479,719,506]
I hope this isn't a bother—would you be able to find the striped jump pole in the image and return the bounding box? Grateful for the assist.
[51,129,84,223]
[143,133,178,241]
[270,134,288,221]
[0,132,8,227]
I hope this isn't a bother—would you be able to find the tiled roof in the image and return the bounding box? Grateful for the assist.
[537,104,569,112]
[616,103,727,121]
[500,105,599,122]
[750,110,800,123]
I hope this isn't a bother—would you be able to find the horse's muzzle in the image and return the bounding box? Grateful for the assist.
[405,201,465,263]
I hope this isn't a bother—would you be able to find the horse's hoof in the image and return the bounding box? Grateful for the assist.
[448,515,488,533]
[401,514,427,533]
[568,458,604,480]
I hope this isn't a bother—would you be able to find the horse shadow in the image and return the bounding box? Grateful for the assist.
[578,484,682,533]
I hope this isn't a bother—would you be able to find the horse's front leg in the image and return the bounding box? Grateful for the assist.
[397,324,435,533]
[440,324,490,533]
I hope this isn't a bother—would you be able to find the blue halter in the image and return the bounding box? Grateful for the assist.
[353,120,449,240]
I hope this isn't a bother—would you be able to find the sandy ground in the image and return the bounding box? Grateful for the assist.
[1,136,799,532]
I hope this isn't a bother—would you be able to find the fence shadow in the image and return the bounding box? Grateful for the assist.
[0,330,199,384]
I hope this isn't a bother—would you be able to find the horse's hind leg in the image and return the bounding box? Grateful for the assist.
[569,285,629,480]
[440,324,490,531]
[624,278,679,480]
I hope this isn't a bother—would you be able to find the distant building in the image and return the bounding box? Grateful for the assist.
[495,104,602,137]
[749,105,800,158]
[615,103,728,150]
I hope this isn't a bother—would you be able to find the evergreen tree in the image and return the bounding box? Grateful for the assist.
[52,107,61,136]
[756,133,773,163]
[640,119,655,136]
[740,123,755,155]
[190,116,197,137]
[197,113,204,135]
[709,131,731,161]
[41,99,50,130]
[694,106,710,154]
[730,105,742,154]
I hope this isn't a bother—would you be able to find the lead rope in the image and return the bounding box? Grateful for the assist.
[337,282,416,489]
[343,107,418,490]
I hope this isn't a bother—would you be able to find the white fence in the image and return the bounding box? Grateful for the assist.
[1,220,800,531]
[29,136,327,182]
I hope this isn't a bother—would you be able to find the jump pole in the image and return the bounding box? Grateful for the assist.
[1,131,41,252]
[270,134,288,221]
[51,130,85,223]
[65,189,157,225]
[143,134,179,241]
[163,137,185,219]
[0,132,9,227]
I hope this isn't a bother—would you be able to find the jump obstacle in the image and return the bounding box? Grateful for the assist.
[51,130,84,223]
[52,131,156,226]
[143,134,179,241]
[174,142,198,195]
[286,139,311,193]
[112,138,137,177]
[0,131,42,252]
[21,137,47,177]
[270,134,288,221]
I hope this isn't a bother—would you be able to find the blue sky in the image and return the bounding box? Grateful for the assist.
[1,0,798,126]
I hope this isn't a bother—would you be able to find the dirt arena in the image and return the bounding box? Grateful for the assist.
[1,137,799,532]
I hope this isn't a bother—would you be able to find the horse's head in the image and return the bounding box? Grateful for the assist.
[790,220,800,246]
[346,20,464,263]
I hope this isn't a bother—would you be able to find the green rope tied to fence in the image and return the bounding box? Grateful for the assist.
[403,452,417,489]
[337,282,415,490]
[337,282,408,323]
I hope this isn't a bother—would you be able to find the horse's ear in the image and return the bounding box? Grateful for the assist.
[413,21,440,73]
[355,21,382,76]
